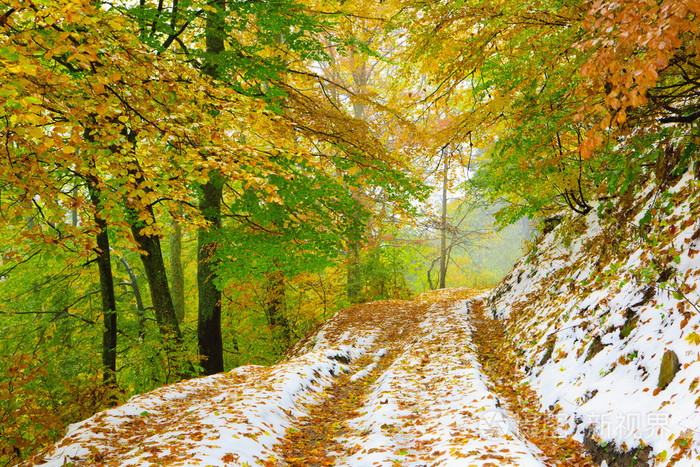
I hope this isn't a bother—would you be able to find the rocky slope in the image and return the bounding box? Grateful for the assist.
[488,165,700,466]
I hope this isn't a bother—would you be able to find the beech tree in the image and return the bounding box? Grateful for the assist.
[196,0,227,376]
[393,0,699,223]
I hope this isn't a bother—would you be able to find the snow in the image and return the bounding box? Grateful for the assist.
[23,294,551,467]
[337,300,544,467]
[349,348,386,382]
[26,348,359,466]
[488,168,700,465]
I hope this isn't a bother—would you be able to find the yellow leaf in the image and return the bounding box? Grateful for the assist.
[685,332,700,345]
[28,127,44,139]
[616,109,627,124]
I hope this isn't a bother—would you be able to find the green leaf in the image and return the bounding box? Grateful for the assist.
[0,46,19,61]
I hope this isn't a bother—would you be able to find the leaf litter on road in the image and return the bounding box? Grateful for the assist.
[23,289,592,466]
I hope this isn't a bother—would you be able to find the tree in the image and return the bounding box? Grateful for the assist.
[313,0,431,301]
[393,0,699,225]
[86,174,118,388]
[169,211,186,324]
[439,145,449,289]
[196,0,227,376]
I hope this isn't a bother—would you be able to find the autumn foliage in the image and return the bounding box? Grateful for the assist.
[1,0,698,462]
[393,0,699,222]
[0,0,424,462]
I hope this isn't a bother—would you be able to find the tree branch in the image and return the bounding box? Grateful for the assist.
[659,110,700,124]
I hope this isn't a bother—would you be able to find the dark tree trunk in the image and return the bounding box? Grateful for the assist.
[130,215,183,342]
[87,175,118,389]
[196,0,227,376]
[126,167,183,344]
[197,178,224,375]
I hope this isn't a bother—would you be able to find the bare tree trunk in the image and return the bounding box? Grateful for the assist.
[169,209,185,324]
[439,148,449,289]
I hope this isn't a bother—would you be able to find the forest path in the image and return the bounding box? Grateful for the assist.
[468,300,593,467]
[24,289,593,467]
[274,289,594,466]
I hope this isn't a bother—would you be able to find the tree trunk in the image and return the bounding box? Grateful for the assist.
[126,167,183,344]
[87,175,118,389]
[345,58,370,302]
[196,0,227,376]
[169,210,185,324]
[345,95,365,302]
[439,148,448,289]
[118,256,147,341]
[197,178,224,375]
[71,179,79,227]
[130,218,183,341]
[265,266,290,343]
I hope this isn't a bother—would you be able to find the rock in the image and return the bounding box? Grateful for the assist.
[658,350,681,389]
[583,426,652,466]
[585,336,605,362]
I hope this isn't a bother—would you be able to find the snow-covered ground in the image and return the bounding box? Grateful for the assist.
[489,168,700,466]
[335,299,544,466]
[22,293,551,466]
[22,349,357,467]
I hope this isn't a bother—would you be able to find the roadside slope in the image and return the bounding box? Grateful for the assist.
[488,168,700,466]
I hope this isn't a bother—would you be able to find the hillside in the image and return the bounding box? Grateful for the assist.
[489,166,700,466]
